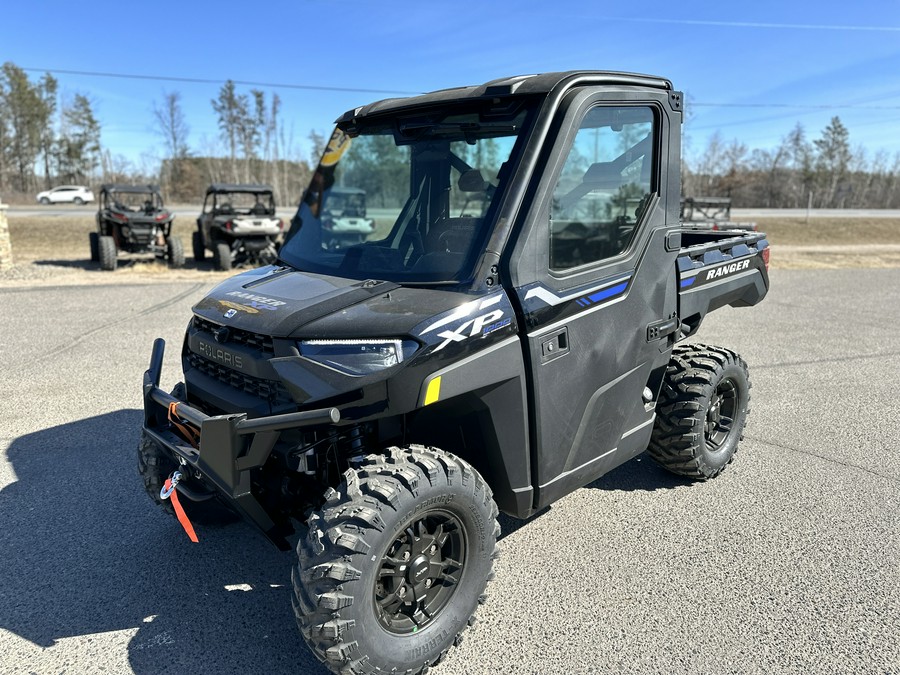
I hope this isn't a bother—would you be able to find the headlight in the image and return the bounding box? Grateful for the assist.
[299,339,418,376]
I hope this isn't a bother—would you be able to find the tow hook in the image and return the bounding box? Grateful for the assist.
[160,470,199,543]
[160,470,183,500]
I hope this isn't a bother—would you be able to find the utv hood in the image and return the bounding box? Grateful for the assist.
[191,265,476,340]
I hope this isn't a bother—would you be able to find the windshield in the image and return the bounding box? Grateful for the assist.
[280,99,535,284]
[108,190,162,211]
[210,191,275,216]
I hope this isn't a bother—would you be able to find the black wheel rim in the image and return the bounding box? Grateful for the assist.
[705,377,739,452]
[374,510,466,635]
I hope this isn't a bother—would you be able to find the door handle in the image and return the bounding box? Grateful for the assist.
[540,327,569,363]
[646,317,679,342]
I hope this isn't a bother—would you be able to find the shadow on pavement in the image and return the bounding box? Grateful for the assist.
[32,258,96,270]
[585,453,694,491]
[498,454,689,539]
[0,410,328,674]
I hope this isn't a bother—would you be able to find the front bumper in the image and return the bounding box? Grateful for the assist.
[142,338,339,548]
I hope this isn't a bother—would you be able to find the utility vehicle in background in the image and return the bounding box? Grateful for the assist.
[139,71,770,675]
[91,184,183,271]
[681,196,758,232]
[320,186,376,248]
[194,184,284,270]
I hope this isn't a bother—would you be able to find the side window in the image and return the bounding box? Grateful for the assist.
[549,106,656,271]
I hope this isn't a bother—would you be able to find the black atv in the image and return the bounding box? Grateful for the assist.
[90,184,184,271]
[194,184,284,271]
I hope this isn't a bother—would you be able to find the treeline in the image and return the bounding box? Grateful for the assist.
[0,63,101,194]
[154,83,312,203]
[684,117,900,208]
[0,62,314,205]
[3,60,900,209]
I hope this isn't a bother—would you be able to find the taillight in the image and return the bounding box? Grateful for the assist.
[277,219,284,231]
[761,247,770,271]
[711,223,719,231]
[111,212,128,222]
[155,211,169,222]
[225,220,233,231]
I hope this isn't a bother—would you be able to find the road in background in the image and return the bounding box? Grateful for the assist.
[732,208,900,219]
[7,205,900,220]
[0,269,898,674]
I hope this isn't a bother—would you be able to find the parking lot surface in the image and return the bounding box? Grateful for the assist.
[0,268,897,674]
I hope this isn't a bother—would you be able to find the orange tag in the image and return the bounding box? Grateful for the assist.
[163,477,199,543]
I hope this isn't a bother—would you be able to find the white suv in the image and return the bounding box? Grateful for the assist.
[36,185,95,205]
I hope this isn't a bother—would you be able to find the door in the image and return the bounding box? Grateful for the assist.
[508,94,680,508]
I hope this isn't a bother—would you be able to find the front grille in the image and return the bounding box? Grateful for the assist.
[193,316,274,355]
[187,353,293,407]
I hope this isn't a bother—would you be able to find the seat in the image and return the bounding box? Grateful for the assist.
[425,217,480,254]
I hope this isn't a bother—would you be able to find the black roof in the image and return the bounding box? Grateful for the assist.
[337,71,673,124]
[205,183,274,195]
[100,184,161,194]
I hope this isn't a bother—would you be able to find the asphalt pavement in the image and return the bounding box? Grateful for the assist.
[0,269,897,674]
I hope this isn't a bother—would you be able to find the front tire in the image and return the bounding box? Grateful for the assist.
[214,241,232,271]
[648,344,751,479]
[39,197,50,205]
[192,230,206,262]
[98,235,117,271]
[167,236,185,268]
[89,231,99,262]
[293,445,500,675]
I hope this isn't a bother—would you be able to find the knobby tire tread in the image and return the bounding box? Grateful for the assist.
[647,343,751,479]
[293,445,500,675]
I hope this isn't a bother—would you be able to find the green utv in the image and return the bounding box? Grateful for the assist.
[139,71,770,674]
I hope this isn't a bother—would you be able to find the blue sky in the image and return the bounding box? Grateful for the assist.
[4,0,900,170]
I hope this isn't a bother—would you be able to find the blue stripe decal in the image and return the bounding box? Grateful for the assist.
[586,281,628,303]
[680,277,696,288]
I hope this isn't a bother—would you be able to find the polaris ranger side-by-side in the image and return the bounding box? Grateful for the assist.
[140,71,770,675]
[194,184,284,270]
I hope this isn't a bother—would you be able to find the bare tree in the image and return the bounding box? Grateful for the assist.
[153,90,190,159]
[153,90,190,197]
[813,116,851,207]
[211,80,246,182]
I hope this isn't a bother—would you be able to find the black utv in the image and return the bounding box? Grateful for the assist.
[194,184,284,271]
[139,71,770,675]
[91,184,184,271]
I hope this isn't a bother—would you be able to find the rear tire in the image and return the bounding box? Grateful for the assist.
[89,231,99,262]
[137,430,239,526]
[648,344,751,479]
[214,241,232,271]
[98,235,117,271]
[73,196,84,205]
[167,236,185,268]
[293,445,499,675]
[192,230,206,262]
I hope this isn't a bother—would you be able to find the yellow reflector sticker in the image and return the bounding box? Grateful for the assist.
[424,376,442,406]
